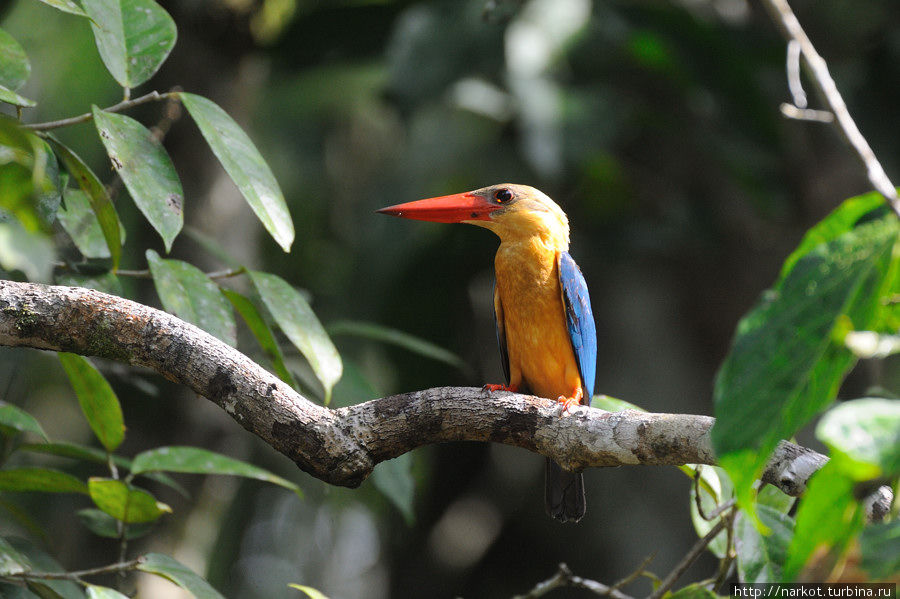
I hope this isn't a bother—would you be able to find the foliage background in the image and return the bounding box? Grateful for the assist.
[1,0,898,596]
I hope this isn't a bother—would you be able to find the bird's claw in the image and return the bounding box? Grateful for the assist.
[483,383,518,396]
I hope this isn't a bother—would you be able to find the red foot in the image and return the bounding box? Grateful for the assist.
[557,388,584,414]
[483,383,519,393]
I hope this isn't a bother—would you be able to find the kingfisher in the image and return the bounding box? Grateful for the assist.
[378,184,597,522]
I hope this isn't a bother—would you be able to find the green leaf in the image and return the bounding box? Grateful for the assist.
[289,584,330,599]
[88,478,171,524]
[0,537,83,599]
[222,288,296,386]
[590,394,645,412]
[87,586,130,599]
[371,453,414,524]
[20,441,122,465]
[0,119,59,233]
[712,216,898,518]
[92,107,183,250]
[734,505,794,583]
[0,402,48,441]
[816,397,900,478]
[58,188,122,259]
[131,446,301,496]
[0,29,30,91]
[0,83,35,108]
[666,583,726,599]
[81,0,176,89]
[779,192,888,281]
[0,536,30,575]
[55,272,124,296]
[859,520,899,581]
[146,250,237,346]
[34,0,89,17]
[0,221,54,282]
[783,461,864,581]
[249,271,342,403]
[78,509,154,540]
[0,468,88,494]
[179,93,293,251]
[48,136,121,270]
[328,320,467,371]
[137,553,225,599]
[59,353,125,453]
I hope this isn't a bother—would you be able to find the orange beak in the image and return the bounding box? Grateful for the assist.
[377,192,501,223]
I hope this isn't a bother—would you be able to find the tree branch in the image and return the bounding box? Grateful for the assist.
[0,280,836,495]
[21,91,178,132]
[760,0,900,216]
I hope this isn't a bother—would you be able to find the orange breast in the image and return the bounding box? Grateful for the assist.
[495,243,583,401]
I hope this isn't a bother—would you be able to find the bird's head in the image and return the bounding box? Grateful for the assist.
[377,183,570,247]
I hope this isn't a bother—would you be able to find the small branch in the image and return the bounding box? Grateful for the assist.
[512,563,635,599]
[113,266,246,280]
[4,557,144,582]
[779,103,834,124]
[647,509,733,599]
[760,0,900,216]
[22,91,178,131]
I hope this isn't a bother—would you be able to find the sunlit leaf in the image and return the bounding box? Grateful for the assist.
[816,397,900,478]
[0,29,30,91]
[87,586,130,599]
[328,320,467,371]
[371,453,414,525]
[180,92,293,251]
[590,394,645,412]
[222,288,296,386]
[131,446,301,496]
[58,353,125,452]
[88,478,171,524]
[81,0,176,88]
[0,83,35,108]
[249,271,342,403]
[92,107,183,250]
[0,402,48,441]
[0,468,87,494]
[146,250,237,346]
[713,216,898,519]
[48,136,121,269]
[289,584,330,599]
[137,553,225,599]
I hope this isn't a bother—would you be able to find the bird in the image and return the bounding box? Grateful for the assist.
[378,183,597,522]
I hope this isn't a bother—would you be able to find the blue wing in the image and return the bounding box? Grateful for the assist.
[558,251,597,399]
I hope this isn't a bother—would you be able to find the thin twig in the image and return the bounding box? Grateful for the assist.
[512,563,636,599]
[785,40,807,108]
[779,103,834,123]
[760,0,900,216]
[607,553,656,595]
[22,91,178,131]
[4,557,144,582]
[647,510,732,599]
[115,266,246,280]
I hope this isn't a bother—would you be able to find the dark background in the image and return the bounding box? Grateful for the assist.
[1,0,898,596]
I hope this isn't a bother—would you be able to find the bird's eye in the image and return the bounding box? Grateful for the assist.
[494,188,513,203]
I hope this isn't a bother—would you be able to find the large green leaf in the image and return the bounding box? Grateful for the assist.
[371,453,414,524]
[137,553,225,599]
[81,0,176,89]
[328,320,467,371]
[57,188,124,259]
[58,353,125,452]
[179,93,294,251]
[88,478,171,524]
[0,468,87,494]
[48,136,121,270]
[222,288,296,386]
[0,84,35,108]
[0,29,30,91]
[146,250,237,346]
[0,402,48,441]
[712,216,898,516]
[816,397,900,478]
[734,505,794,583]
[92,107,183,250]
[783,461,864,581]
[249,271,342,403]
[131,446,301,496]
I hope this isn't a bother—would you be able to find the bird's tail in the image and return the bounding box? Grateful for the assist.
[544,458,586,523]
